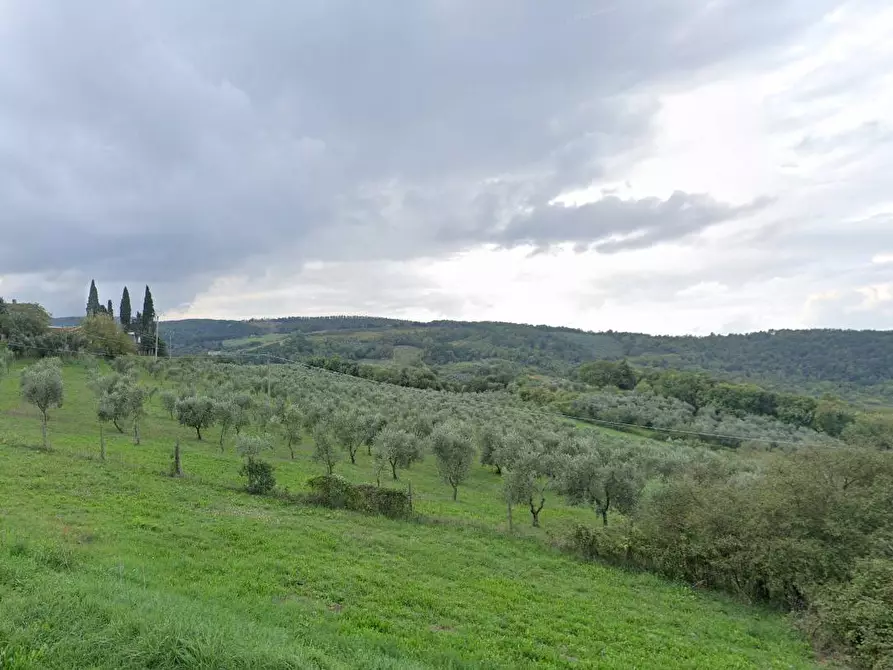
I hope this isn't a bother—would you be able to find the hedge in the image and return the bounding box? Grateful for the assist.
[306,475,412,519]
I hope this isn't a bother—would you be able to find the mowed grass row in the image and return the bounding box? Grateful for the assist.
[0,362,817,668]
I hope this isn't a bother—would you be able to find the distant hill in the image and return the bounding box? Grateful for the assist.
[154,316,893,403]
[50,316,84,328]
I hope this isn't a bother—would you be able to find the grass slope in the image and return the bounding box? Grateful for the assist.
[0,363,817,668]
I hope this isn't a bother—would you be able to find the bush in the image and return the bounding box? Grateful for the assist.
[306,475,412,519]
[566,523,636,566]
[561,447,893,668]
[808,559,893,669]
[240,456,275,495]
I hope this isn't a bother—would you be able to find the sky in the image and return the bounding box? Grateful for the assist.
[1,0,891,334]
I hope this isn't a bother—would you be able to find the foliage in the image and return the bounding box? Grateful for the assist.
[578,360,636,390]
[119,287,132,329]
[560,449,643,526]
[478,424,506,474]
[372,427,421,481]
[86,279,101,316]
[570,389,841,449]
[90,372,139,434]
[235,434,273,458]
[19,357,64,448]
[842,413,893,451]
[159,390,177,419]
[561,446,893,667]
[0,302,58,359]
[332,409,365,464]
[306,474,412,519]
[813,398,856,437]
[239,456,276,495]
[311,423,340,475]
[175,395,216,440]
[430,422,475,501]
[808,559,893,668]
[80,314,137,358]
[212,398,239,448]
[503,442,561,527]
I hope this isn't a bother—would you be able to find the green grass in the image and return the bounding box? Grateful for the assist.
[221,333,289,350]
[0,362,819,668]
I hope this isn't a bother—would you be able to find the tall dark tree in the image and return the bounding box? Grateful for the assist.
[86,280,101,316]
[119,287,132,329]
[106,300,114,320]
[141,286,156,332]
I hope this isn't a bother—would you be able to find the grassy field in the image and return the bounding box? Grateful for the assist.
[0,362,819,668]
[220,333,289,351]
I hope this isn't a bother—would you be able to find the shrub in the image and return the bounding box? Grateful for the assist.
[566,523,636,566]
[808,559,893,669]
[305,475,412,519]
[240,456,275,495]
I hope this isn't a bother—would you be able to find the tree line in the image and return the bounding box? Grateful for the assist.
[574,360,891,450]
[0,283,167,359]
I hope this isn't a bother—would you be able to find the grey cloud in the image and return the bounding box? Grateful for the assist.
[494,192,773,253]
[0,0,840,314]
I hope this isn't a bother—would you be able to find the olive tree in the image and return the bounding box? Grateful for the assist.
[213,398,239,450]
[363,413,387,456]
[503,447,558,527]
[176,396,216,440]
[232,393,253,435]
[127,383,147,445]
[253,400,276,435]
[90,372,128,458]
[478,424,506,474]
[20,358,64,449]
[91,372,132,433]
[560,451,643,526]
[280,404,304,459]
[430,422,475,501]
[159,390,177,419]
[312,422,340,475]
[373,427,422,481]
[333,409,365,464]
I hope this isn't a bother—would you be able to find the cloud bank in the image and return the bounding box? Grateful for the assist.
[1,0,891,333]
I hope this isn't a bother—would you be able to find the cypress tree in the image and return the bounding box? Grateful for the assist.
[141,286,156,332]
[119,287,132,329]
[86,280,101,316]
[107,300,114,320]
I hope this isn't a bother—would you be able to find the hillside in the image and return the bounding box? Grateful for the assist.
[136,316,893,402]
[0,361,820,669]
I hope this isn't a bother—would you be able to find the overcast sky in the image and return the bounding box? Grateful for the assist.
[1,1,891,334]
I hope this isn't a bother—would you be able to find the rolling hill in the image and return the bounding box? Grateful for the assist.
[131,316,893,403]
